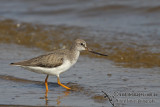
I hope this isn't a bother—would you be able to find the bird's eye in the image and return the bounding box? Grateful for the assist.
[80,43,84,46]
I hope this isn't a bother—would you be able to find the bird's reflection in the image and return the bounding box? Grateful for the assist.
[44,90,70,106]
[56,91,70,105]
[45,91,49,106]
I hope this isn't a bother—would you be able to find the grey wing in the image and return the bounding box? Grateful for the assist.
[11,53,64,68]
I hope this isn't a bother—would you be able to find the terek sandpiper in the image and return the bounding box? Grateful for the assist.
[10,39,107,92]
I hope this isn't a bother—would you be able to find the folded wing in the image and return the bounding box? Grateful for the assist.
[10,53,64,68]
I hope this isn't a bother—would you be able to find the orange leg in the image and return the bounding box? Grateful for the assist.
[45,75,49,92]
[57,77,71,90]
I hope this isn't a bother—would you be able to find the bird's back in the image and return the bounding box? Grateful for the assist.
[10,49,70,68]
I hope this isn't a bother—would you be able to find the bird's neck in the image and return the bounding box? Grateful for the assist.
[70,43,77,51]
[69,44,80,64]
[71,50,80,65]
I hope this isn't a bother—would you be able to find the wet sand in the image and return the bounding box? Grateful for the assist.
[0,19,159,68]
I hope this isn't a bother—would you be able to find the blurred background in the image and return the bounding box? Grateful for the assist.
[0,0,160,68]
[0,0,160,106]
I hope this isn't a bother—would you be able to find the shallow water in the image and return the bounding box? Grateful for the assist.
[0,0,160,106]
[0,44,160,107]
